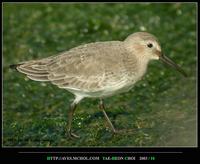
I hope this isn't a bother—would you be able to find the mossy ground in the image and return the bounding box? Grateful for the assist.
[3,3,197,147]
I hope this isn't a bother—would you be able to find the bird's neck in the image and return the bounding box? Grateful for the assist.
[124,43,150,80]
[138,58,149,76]
[132,54,150,82]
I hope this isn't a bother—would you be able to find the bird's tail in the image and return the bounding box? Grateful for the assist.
[10,57,56,82]
[10,63,23,70]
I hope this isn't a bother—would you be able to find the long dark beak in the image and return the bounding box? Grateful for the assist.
[159,54,187,77]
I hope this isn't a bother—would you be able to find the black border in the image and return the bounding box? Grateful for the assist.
[0,148,199,161]
[1,0,199,161]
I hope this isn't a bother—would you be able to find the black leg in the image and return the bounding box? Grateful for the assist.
[99,99,116,133]
[67,102,80,138]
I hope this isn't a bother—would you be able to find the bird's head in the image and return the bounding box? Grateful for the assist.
[124,32,187,77]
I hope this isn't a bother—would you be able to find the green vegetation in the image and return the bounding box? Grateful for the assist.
[3,3,197,147]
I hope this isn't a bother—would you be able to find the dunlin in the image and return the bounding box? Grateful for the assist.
[10,32,187,138]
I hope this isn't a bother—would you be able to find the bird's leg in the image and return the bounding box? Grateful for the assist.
[67,102,80,139]
[99,99,116,133]
[67,95,83,138]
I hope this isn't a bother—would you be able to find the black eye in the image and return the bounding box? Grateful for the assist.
[147,43,153,48]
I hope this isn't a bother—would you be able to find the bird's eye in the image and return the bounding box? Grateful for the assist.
[147,43,153,48]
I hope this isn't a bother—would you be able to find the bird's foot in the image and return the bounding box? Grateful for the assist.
[68,130,80,139]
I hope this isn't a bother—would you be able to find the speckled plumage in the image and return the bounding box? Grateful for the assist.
[11,32,186,138]
[15,37,147,99]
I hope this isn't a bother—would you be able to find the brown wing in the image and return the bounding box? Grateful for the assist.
[48,41,131,92]
[15,41,134,92]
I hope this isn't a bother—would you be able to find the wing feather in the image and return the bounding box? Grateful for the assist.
[13,41,138,92]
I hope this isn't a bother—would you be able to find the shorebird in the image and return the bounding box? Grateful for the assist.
[10,32,187,138]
